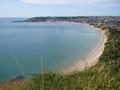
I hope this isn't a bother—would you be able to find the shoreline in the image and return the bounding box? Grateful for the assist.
[63,24,108,74]
[1,22,107,82]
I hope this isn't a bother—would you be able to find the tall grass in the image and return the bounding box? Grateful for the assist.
[12,54,26,79]
[41,58,45,90]
[0,81,25,90]
[23,62,119,90]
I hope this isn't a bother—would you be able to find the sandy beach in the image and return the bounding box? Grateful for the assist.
[63,25,108,74]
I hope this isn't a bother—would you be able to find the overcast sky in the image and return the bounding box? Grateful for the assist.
[0,0,120,17]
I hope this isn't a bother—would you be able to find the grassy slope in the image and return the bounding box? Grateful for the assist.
[0,81,25,90]
[0,27,120,90]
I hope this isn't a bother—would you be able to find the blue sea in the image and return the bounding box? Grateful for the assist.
[0,18,102,81]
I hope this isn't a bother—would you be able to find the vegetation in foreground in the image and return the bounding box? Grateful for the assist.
[0,26,120,90]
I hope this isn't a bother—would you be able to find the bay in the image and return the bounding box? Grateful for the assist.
[0,18,102,81]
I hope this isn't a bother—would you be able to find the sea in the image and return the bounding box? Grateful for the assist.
[0,18,102,81]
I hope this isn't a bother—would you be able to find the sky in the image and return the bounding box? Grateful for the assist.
[0,0,120,17]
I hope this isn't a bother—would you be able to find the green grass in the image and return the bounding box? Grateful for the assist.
[0,26,120,90]
[0,81,25,90]
[22,62,119,90]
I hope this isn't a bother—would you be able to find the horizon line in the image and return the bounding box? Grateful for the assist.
[0,15,120,18]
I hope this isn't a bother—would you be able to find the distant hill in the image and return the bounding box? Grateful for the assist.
[13,16,120,27]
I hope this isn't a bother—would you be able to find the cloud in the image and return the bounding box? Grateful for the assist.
[21,0,120,6]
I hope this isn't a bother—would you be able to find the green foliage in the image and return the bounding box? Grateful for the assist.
[23,63,120,90]
[100,27,120,74]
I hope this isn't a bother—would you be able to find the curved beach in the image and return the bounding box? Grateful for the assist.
[64,25,107,74]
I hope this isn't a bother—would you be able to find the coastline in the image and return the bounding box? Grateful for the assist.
[63,24,108,74]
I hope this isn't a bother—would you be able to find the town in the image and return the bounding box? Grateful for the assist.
[15,16,120,28]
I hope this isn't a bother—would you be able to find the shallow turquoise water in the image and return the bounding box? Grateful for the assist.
[0,18,102,81]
